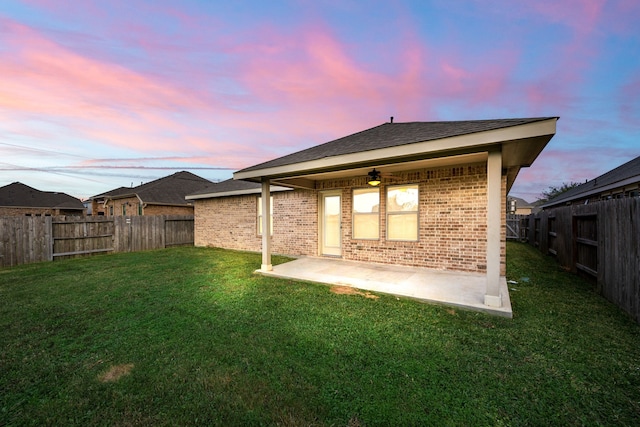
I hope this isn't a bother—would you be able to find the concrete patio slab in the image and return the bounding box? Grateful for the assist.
[258,257,512,318]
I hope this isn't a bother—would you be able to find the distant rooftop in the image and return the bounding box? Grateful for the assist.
[543,155,640,207]
[0,182,84,210]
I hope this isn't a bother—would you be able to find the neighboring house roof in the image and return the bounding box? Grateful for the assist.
[186,179,292,200]
[235,117,558,192]
[91,186,130,199]
[0,182,85,210]
[97,171,214,205]
[507,196,533,209]
[542,155,640,208]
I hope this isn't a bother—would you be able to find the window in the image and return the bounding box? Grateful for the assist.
[353,188,379,239]
[109,206,114,216]
[138,203,142,215]
[257,196,273,235]
[387,184,419,241]
[122,204,127,215]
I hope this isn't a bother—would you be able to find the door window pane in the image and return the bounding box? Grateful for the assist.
[324,195,340,247]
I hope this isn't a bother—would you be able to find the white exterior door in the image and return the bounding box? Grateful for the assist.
[321,192,341,256]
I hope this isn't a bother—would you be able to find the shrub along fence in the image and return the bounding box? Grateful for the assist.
[0,215,194,268]
[522,197,639,323]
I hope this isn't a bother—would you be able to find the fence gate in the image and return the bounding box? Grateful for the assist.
[506,214,527,240]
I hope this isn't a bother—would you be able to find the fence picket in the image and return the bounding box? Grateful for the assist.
[525,198,640,323]
[0,215,193,267]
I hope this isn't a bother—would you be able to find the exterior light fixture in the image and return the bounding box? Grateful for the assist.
[367,168,381,186]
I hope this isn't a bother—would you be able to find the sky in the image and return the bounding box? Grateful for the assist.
[0,0,638,202]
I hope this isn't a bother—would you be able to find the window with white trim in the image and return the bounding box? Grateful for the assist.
[257,196,273,235]
[387,184,419,241]
[353,188,380,239]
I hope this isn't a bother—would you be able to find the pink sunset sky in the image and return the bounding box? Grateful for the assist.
[0,0,638,201]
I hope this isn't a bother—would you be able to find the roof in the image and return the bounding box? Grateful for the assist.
[234,117,558,192]
[90,186,130,199]
[238,118,556,173]
[99,171,215,205]
[543,155,640,208]
[507,196,533,208]
[186,179,292,200]
[0,182,85,210]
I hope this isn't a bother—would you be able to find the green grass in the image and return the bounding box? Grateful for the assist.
[1,243,639,426]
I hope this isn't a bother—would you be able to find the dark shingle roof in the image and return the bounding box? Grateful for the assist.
[544,155,640,206]
[186,179,293,199]
[0,182,84,210]
[90,186,131,200]
[135,171,213,204]
[93,172,214,205]
[507,196,533,208]
[238,117,556,173]
[188,179,260,197]
[132,171,214,204]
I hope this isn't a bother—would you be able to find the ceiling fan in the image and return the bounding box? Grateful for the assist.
[366,168,399,186]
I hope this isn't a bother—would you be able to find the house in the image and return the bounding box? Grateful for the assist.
[89,186,130,216]
[506,196,534,215]
[542,154,640,209]
[0,182,85,216]
[91,171,214,216]
[188,117,558,310]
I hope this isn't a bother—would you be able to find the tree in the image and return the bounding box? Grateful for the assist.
[538,182,582,203]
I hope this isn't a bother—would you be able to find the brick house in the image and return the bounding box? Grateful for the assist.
[187,118,558,309]
[506,196,535,215]
[91,171,214,216]
[0,182,85,216]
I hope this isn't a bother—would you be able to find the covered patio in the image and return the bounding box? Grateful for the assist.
[258,257,513,317]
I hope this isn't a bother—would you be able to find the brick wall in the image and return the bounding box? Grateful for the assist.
[193,161,507,275]
[194,189,317,256]
[104,197,194,216]
[143,204,194,216]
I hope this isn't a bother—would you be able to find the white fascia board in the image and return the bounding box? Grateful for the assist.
[185,186,292,200]
[234,119,557,181]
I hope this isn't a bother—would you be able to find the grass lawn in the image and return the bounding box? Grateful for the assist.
[1,242,639,426]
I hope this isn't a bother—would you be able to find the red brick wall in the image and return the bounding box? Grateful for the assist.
[193,161,507,275]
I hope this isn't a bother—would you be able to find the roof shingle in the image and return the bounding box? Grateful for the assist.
[0,182,84,209]
[238,117,556,173]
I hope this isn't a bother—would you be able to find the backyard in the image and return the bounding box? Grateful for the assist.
[1,242,639,426]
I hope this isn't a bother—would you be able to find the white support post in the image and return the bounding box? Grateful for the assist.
[485,150,502,307]
[260,178,272,272]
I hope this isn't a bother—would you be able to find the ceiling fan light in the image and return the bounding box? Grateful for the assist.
[367,168,381,186]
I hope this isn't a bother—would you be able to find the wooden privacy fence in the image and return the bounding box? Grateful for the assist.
[0,215,194,268]
[506,214,529,240]
[524,198,640,323]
